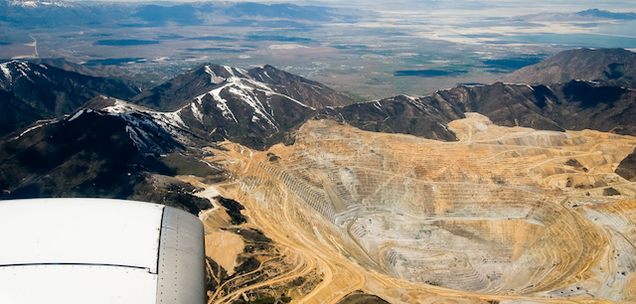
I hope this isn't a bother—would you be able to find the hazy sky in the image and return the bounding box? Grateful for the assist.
[71,0,636,11]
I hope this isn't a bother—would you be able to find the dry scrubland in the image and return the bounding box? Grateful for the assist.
[184,113,636,304]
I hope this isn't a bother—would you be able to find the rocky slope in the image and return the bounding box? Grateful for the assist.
[503,48,636,87]
[0,60,148,136]
[326,80,636,139]
[131,64,357,112]
[0,107,220,213]
[118,64,357,149]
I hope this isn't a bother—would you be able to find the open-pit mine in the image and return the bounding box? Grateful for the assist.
[184,113,636,304]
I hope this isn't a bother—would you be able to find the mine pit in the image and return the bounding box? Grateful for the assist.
[196,114,636,303]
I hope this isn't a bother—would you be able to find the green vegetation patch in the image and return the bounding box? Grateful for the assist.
[336,291,391,304]
[161,152,222,177]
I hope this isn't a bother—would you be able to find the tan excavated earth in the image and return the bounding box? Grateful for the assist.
[182,112,636,304]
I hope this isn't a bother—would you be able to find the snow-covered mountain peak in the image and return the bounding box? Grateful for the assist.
[102,97,150,114]
[0,61,43,86]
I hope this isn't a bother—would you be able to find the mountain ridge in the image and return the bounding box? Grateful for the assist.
[3,49,636,205]
[0,60,149,136]
[0,0,367,28]
[502,48,636,87]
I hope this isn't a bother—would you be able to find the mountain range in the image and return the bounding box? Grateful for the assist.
[511,8,636,22]
[0,60,148,135]
[1,47,636,205]
[0,0,366,29]
[503,48,636,87]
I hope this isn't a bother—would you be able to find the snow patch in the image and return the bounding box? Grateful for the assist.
[190,102,204,123]
[125,125,147,150]
[68,108,93,122]
[236,67,248,76]
[154,111,187,129]
[104,98,192,147]
[0,63,12,82]
[226,80,278,130]
[264,89,314,110]
[407,96,429,112]
[10,0,71,7]
[223,65,235,76]
[12,61,34,82]
[14,0,38,7]
[12,124,43,140]
[205,86,239,123]
[373,101,382,111]
[102,99,142,113]
[104,99,186,130]
[244,78,272,91]
[204,65,226,84]
[437,122,449,132]
[119,110,191,148]
[503,82,532,87]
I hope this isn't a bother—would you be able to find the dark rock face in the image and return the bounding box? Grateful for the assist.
[214,196,246,225]
[0,108,218,213]
[323,95,459,141]
[336,291,391,304]
[0,60,148,136]
[248,65,359,108]
[324,80,636,140]
[434,82,564,131]
[616,148,636,182]
[462,81,636,135]
[130,64,239,112]
[0,110,154,198]
[0,89,44,136]
[503,48,636,88]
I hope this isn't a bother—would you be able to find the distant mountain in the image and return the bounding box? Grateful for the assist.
[502,48,636,87]
[0,60,149,136]
[0,0,366,29]
[576,8,636,20]
[0,0,130,28]
[510,8,636,22]
[27,58,141,79]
